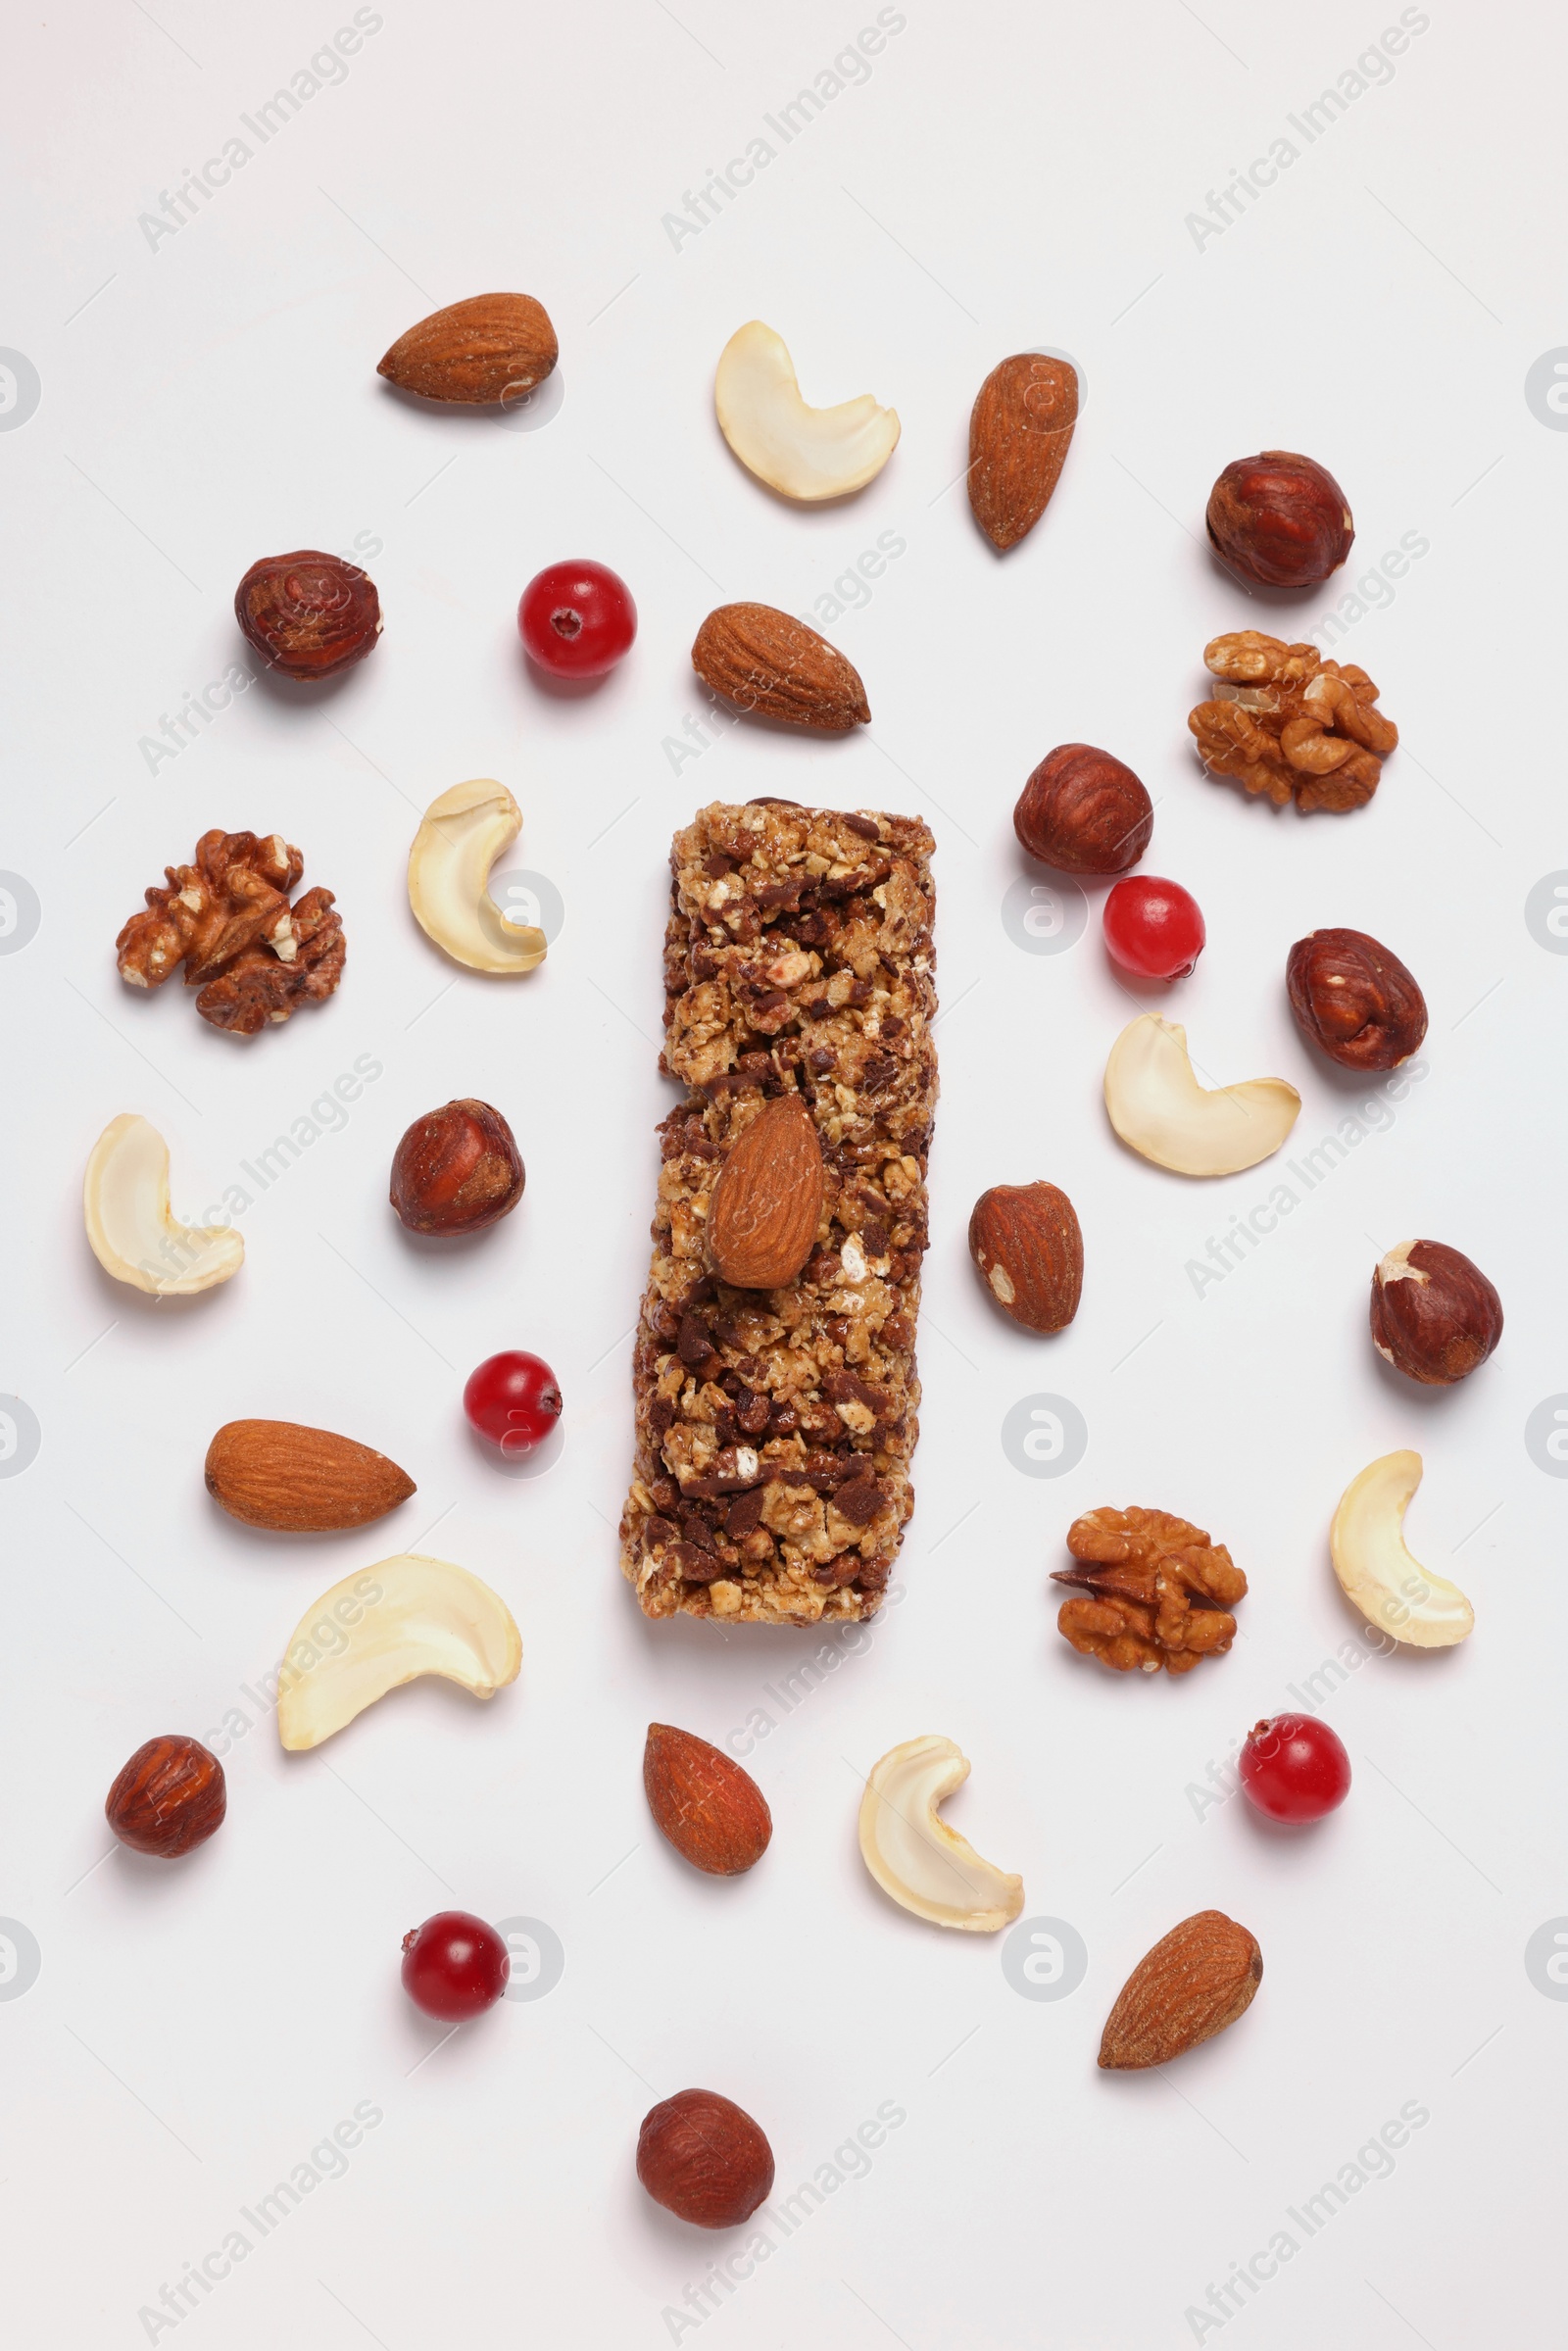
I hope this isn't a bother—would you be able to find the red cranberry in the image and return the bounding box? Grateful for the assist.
[1238,1714,1351,1824]
[464,1350,563,1455]
[1102,876,1205,980]
[401,1911,510,2019]
[518,560,636,677]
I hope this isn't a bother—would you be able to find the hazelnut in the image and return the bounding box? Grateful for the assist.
[390,1100,524,1235]
[1013,743,1152,875]
[1286,928,1427,1070]
[234,550,382,681]
[106,1736,226,1858]
[1370,1242,1502,1386]
[1205,451,1353,589]
[636,2088,774,2229]
[968,1182,1083,1332]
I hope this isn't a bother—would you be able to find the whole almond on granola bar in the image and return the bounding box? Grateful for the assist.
[377,292,558,405]
[691,603,869,731]
[1099,1909,1262,2070]
[968,1182,1083,1332]
[707,1094,825,1289]
[644,1724,773,1875]
[205,1420,416,1532]
[968,353,1079,551]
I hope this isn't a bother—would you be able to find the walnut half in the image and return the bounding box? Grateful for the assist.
[115,830,343,1034]
[1189,631,1397,815]
[1053,1504,1247,1675]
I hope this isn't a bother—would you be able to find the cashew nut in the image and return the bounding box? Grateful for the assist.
[1103,1015,1300,1176]
[714,320,900,502]
[858,1735,1024,1933]
[276,1554,522,1750]
[83,1114,244,1295]
[1329,1450,1473,1648]
[406,780,548,974]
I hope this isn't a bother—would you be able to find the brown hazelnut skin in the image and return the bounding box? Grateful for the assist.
[1205,451,1354,588]
[390,1100,524,1235]
[106,1736,226,1858]
[1013,744,1152,875]
[234,550,382,681]
[636,2089,774,2229]
[1286,929,1428,1071]
[1370,1241,1502,1386]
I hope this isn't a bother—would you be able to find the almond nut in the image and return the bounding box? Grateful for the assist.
[1099,1909,1262,2070]
[968,353,1079,551]
[968,1182,1083,1333]
[643,1724,772,1875]
[205,1420,416,1532]
[691,603,869,731]
[376,292,558,405]
[707,1094,825,1290]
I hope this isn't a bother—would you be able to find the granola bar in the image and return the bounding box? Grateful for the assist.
[619,800,938,1627]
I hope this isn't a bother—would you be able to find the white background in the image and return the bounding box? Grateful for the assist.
[4,1,1565,2343]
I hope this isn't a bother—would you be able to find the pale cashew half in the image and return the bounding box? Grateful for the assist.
[276,1554,522,1750]
[83,1114,243,1296]
[407,780,548,974]
[714,320,900,502]
[858,1735,1024,1933]
[1329,1450,1473,1648]
[1103,1015,1300,1177]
